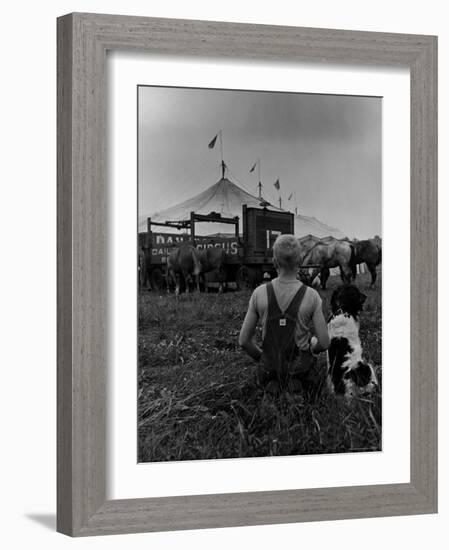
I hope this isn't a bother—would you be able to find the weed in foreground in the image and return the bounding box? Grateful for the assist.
[138,273,382,462]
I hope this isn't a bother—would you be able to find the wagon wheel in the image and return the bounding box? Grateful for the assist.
[150,268,165,291]
[235,266,255,290]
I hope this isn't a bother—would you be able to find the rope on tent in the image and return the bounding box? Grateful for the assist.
[225,166,260,198]
[226,165,283,211]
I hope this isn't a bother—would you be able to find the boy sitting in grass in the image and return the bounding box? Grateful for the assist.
[239,234,330,395]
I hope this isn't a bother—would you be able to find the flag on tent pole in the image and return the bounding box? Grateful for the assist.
[208,134,218,149]
[249,161,257,173]
[288,192,293,200]
[273,179,280,191]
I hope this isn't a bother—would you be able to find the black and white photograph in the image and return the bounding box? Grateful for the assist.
[137,85,382,462]
[1,0,442,544]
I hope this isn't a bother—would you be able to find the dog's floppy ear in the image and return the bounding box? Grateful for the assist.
[359,292,368,310]
[330,287,343,313]
[352,290,367,316]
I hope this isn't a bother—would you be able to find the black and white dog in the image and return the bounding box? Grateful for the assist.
[327,285,378,400]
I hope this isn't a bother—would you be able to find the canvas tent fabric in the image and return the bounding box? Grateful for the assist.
[138,177,280,233]
[294,214,346,239]
[139,177,345,239]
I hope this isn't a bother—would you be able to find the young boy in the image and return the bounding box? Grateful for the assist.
[239,234,330,394]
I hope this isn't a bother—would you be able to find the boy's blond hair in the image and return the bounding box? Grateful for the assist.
[272,234,301,271]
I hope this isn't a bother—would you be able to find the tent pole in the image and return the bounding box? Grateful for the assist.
[220,130,226,178]
[190,212,196,246]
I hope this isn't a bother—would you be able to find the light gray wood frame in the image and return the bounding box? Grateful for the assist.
[57,12,438,537]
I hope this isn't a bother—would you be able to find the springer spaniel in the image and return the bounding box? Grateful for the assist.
[327,285,378,400]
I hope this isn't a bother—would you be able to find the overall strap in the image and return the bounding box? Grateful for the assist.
[265,282,282,317]
[285,284,308,318]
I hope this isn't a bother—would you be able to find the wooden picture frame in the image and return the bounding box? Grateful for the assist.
[57,12,437,536]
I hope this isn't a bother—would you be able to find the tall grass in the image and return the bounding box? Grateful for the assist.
[138,273,382,462]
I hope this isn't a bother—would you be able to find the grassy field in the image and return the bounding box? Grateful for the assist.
[138,272,382,462]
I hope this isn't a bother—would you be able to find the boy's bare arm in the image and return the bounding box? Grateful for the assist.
[311,306,330,353]
[239,307,262,361]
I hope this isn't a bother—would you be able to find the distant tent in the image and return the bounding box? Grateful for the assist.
[294,214,345,240]
[139,176,345,238]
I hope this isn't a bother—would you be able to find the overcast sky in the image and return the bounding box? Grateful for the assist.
[138,86,381,239]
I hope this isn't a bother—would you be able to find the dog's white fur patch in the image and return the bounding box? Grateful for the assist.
[327,313,377,399]
[328,314,363,370]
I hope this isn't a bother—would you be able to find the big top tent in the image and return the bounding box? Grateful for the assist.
[138,176,346,239]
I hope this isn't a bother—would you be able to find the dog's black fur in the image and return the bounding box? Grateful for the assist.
[327,285,377,399]
[328,336,353,395]
[330,284,367,319]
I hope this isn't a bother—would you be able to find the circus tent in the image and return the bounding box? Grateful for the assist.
[138,176,346,239]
